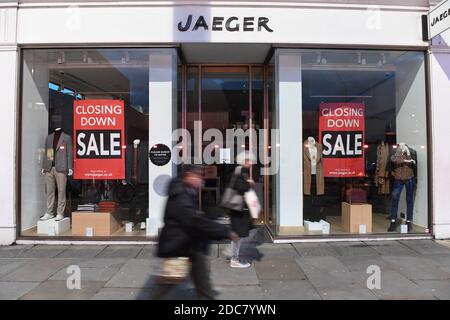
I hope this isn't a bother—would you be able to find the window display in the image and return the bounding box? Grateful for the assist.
[270,49,429,236]
[20,48,160,238]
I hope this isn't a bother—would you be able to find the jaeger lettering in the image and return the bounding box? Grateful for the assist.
[178,15,273,32]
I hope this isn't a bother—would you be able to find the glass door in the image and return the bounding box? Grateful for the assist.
[183,65,266,224]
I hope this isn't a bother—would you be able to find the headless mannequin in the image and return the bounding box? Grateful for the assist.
[41,128,73,176]
[304,136,323,221]
[40,128,73,221]
[389,142,416,232]
[308,137,318,175]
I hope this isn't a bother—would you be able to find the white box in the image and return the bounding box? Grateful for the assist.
[359,224,367,234]
[125,222,133,233]
[319,220,330,234]
[304,220,323,232]
[400,224,408,234]
[86,227,94,237]
[146,218,158,236]
[37,218,70,235]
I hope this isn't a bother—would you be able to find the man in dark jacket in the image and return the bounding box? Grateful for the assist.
[156,165,238,300]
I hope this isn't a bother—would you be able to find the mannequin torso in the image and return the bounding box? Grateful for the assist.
[308,137,317,175]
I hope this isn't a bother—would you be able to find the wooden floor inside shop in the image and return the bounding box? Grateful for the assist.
[304,213,426,235]
[21,225,148,237]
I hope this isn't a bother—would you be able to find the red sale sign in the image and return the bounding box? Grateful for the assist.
[73,100,125,180]
[319,102,365,178]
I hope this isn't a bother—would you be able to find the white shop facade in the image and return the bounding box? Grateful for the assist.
[0,0,449,245]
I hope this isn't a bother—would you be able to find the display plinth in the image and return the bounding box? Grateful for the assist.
[72,211,120,236]
[341,202,372,233]
[37,217,70,235]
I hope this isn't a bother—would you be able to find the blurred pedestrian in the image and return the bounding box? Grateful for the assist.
[154,164,238,300]
[222,151,257,268]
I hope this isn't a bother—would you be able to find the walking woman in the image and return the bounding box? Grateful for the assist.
[224,151,257,268]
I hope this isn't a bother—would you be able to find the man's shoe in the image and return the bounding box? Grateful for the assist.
[55,214,64,221]
[39,213,54,221]
[387,221,397,232]
[230,259,251,268]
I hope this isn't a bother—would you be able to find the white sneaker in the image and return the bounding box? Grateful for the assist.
[55,214,64,221]
[39,213,54,221]
[230,259,251,268]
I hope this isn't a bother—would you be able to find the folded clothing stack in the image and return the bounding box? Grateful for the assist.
[76,203,99,212]
[98,201,120,212]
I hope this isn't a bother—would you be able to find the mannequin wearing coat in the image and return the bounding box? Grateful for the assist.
[303,137,325,222]
[40,127,73,222]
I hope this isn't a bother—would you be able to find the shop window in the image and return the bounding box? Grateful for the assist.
[19,48,174,238]
[272,49,429,236]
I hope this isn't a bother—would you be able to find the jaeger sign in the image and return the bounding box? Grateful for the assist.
[428,0,450,38]
[178,15,273,32]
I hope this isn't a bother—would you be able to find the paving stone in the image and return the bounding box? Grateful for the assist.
[420,254,450,274]
[295,257,366,291]
[363,241,418,256]
[215,285,265,300]
[1,259,76,282]
[210,259,259,286]
[0,245,34,258]
[381,255,450,280]
[76,258,127,269]
[292,243,339,257]
[0,259,28,278]
[260,280,321,300]
[17,245,70,258]
[319,288,378,300]
[0,282,39,300]
[336,255,396,273]
[135,245,157,259]
[256,244,299,259]
[105,259,159,288]
[329,242,379,256]
[49,266,120,282]
[399,240,450,255]
[370,271,436,300]
[96,246,144,259]
[254,258,305,280]
[20,281,105,300]
[413,280,450,300]
[90,288,154,300]
[56,246,107,258]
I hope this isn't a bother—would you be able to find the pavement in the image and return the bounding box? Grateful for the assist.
[1,236,450,300]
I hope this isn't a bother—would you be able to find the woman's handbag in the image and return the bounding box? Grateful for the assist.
[220,167,244,211]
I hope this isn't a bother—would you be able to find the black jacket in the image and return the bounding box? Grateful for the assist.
[157,178,231,258]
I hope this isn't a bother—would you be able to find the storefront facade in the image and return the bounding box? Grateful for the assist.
[0,0,449,244]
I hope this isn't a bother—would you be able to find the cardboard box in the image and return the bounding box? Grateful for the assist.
[72,211,121,236]
[341,202,372,233]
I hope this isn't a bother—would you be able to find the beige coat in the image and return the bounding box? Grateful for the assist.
[375,143,390,195]
[303,141,325,195]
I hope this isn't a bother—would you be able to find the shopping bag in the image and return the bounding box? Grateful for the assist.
[244,189,261,219]
[154,257,191,284]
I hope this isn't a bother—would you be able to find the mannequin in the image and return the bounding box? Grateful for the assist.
[375,140,390,195]
[40,127,73,221]
[303,137,325,222]
[388,142,417,232]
